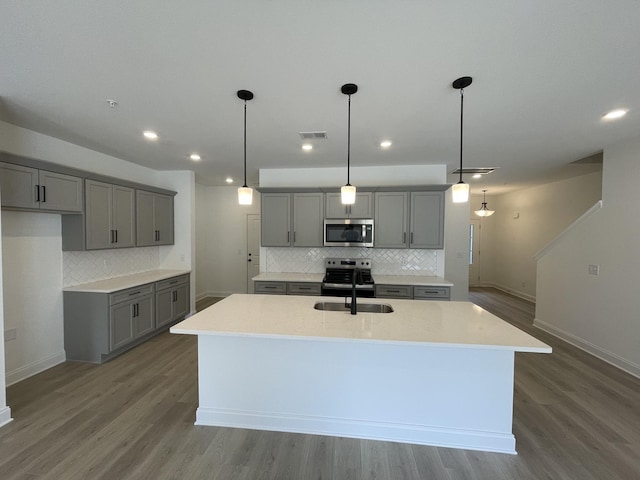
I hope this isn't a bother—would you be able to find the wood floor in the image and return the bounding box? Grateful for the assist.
[1,288,639,479]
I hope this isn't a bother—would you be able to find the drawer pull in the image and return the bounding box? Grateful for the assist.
[170,280,178,284]
[128,291,141,296]
[298,287,311,290]
[264,285,277,289]
[423,290,439,294]
[386,289,400,293]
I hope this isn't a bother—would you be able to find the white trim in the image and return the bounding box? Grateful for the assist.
[0,406,13,428]
[6,351,66,386]
[196,407,517,455]
[477,282,536,303]
[534,200,603,260]
[534,318,640,379]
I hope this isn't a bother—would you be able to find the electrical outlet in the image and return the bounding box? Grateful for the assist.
[588,264,600,275]
[5,328,17,342]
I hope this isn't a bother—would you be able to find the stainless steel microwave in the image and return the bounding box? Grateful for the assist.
[324,219,374,247]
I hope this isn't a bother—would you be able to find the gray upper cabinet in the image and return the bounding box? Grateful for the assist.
[261,193,324,247]
[85,180,135,249]
[136,190,174,246]
[0,162,83,212]
[374,192,409,248]
[410,192,445,249]
[325,192,373,219]
[261,193,292,246]
[292,193,324,246]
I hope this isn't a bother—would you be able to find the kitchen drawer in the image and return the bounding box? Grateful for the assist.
[375,284,413,299]
[155,274,189,291]
[287,282,321,296]
[413,286,450,300]
[254,281,287,295]
[110,283,154,305]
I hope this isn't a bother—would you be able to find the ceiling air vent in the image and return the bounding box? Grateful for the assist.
[450,167,496,175]
[299,131,328,140]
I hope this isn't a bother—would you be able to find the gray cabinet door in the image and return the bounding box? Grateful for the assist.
[261,193,291,246]
[112,185,135,247]
[410,192,445,249]
[293,193,324,247]
[374,192,408,248]
[39,170,83,212]
[155,288,174,328]
[86,180,113,250]
[154,193,174,245]
[136,190,156,246]
[133,295,155,337]
[173,284,189,320]
[325,192,373,218]
[0,162,39,209]
[109,301,135,351]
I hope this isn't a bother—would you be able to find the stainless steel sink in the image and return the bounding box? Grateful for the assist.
[313,301,394,313]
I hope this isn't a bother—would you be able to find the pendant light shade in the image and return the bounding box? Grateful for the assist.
[474,189,495,217]
[341,83,358,205]
[237,89,254,205]
[452,76,472,204]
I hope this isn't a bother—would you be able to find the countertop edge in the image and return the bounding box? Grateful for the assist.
[63,269,192,293]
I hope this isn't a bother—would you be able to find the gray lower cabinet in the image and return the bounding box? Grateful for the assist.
[254,281,287,294]
[413,286,450,300]
[136,190,174,246]
[155,275,190,328]
[64,275,190,363]
[375,284,413,299]
[325,192,373,218]
[261,192,324,247]
[254,280,321,296]
[0,162,83,212]
[287,282,322,295]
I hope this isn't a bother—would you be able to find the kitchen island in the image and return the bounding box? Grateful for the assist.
[170,294,550,454]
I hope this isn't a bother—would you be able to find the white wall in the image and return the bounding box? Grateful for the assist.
[195,186,260,298]
[535,136,640,378]
[477,172,602,301]
[0,120,196,388]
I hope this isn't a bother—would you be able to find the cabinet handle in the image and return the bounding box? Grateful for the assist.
[170,280,178,284]
[293,232,296,243]
[264,285,277,289]
[287,231,290,243]
[41,185,46,203]
[132,303,137,317]
[128,291,141,296]
[173,291,178,302]
[298,287,311,290]
[114,230,118,243]
[35,185,40,202]
[387,289,400,293]
[110,230,114,244]
[411,232,414,244]
[403,232,406,243]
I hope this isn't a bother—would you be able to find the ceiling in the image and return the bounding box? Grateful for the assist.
[2,0,639,194]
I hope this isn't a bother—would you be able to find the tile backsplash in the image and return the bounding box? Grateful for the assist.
[263,247,440,276]
[63,247,160,287]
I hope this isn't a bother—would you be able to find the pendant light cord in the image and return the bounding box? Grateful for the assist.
[243,100,248,188]
[346,94,352,186]
[459,88,464,184]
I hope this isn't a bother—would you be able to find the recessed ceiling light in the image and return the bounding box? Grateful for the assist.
[225,177,233,184]
[380,140,392,148]
[472,174,482,179]
[602,108,628,120]
[190,153,201,161]
[302,144,313,151]
[143,130,158,140]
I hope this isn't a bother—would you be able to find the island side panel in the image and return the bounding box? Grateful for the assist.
[195,335,517,454]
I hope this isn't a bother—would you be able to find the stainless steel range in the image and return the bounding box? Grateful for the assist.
[321,257,375,298]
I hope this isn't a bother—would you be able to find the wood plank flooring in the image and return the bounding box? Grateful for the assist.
[1,288,639,479]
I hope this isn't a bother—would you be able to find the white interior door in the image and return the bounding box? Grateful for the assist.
[247,214,261,293]
[469,220,482,286]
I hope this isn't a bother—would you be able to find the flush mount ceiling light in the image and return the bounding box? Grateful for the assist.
[474,189,495,217]
[106,99,118,108]
[451,76,472,203]
[380,140,392,148]
[341,83,358,205]
[302,144,313,151]
[225,177,233,184]
[602,108,628,120]
[143,130,158,140]
[190,153,201,161]
[237,89,254,205]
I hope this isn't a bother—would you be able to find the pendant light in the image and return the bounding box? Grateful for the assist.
[452,76,472,203]
[474,190,495,217]
[340,83,358,205]
[237,89,254,205]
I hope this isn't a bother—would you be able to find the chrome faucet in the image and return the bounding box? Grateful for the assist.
[350,268,361,315]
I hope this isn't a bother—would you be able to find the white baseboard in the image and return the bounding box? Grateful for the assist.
[196,291,232,301]
[476,283,536,303]
[534,318,640,379]
[6,351,66,386]
[0,406,13,428]
[196,407,516,455]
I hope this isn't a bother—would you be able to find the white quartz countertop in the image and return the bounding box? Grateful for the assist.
[252,272,451,286]
[374,275,452,286]
[63,269,191,293]
[171,294,551,353]
[252,272,324,283]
